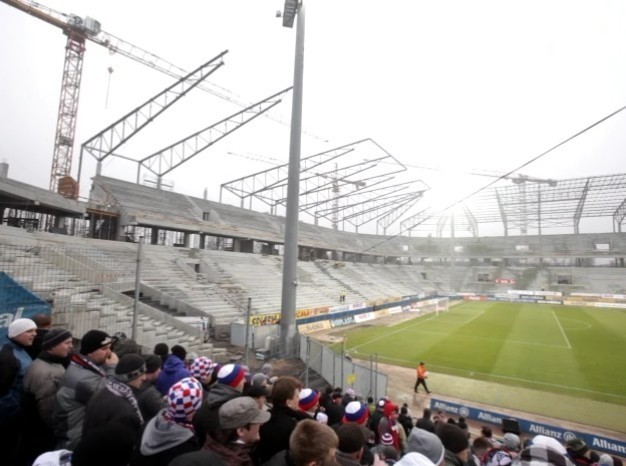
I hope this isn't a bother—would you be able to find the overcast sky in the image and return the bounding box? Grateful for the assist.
[1,0,625,234]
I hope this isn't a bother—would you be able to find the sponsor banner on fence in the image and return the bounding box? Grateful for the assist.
[507,290,563,297]
[354,312,376,323]
[296,308,312,319]
[298,320,331,334]
[388,306,403,315]
[430,399,626,457]
[465,295,487,301]
[249,313,280,326]
[602,293,626,300]
[311,306,331,316]
[572,292,602,298]
[537,300,563,305]
[330,316,355,328]
[592,302,626,309]
[329,304,350,314]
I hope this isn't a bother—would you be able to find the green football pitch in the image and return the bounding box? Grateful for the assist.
[342,301,626,407]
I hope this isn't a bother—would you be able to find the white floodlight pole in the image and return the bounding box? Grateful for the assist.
[280,0,305,358]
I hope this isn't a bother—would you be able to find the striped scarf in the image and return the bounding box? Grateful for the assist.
[105,378,144,424]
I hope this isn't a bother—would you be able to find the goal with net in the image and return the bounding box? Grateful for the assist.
[411,297,449,316]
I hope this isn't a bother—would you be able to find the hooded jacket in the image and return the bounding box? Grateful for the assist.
[133,409,199,466]
[155,355,190,396]
[192,382,242,445]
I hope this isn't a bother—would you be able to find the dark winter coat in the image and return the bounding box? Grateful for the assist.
[83,381,143,438]
[0,339,33,423]
[135,381,166,421]
[256,404,311,465]
[155,355,190,396]
[192,382,241,445]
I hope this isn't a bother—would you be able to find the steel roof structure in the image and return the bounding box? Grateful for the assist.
[220,138,429,232]
[402,173,626,236]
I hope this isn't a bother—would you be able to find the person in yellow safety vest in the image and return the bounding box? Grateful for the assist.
[414,361,431,394]
[339,290,346,303]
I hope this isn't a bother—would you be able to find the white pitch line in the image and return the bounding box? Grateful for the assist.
[551,309,572,349]
[349,309,483,352]
[349,314,440,351]
[363,355,626,401]
[404,328,569,349]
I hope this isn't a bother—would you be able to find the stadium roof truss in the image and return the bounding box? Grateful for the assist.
[219,138,430,231]
[402,173,626,237]
[80,50,293,189]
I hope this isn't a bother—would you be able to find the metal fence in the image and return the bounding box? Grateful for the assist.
[299,333,387,399]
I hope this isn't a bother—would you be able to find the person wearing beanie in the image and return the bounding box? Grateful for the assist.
[369,398,387,443]
[53,328,118,449]
[192,363,247,445]
[0,317,37,464]
[325,391,346,427]
[342,400,369,425]
[256,376,311,465]
[135,354,167,421]
[378,401,403,452]
[191,355,214,389]
[298,387,320,416]
[155,345,192,396]
[133,377,204,466]
[20,328,73,464]
[503,433,521,453]
[407,427,446,466]
[83,353,146,438]
[202,396,271,465]
[335,422,367,466]
[566,438,595,466]
[436,423,471,466]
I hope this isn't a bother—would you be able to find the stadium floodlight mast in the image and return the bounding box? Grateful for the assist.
[279,0,305,358]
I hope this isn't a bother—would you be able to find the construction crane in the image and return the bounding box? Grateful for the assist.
[0,0,234,197]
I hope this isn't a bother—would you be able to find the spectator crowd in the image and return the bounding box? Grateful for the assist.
[1,317,623,466]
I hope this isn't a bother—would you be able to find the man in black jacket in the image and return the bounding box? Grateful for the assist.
[83,353,146,437]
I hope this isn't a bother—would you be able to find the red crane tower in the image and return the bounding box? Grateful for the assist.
[0,0,234,197]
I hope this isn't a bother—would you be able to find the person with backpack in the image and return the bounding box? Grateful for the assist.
[0,318,38,464]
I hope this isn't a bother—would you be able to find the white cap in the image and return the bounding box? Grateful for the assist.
[8,318,36,338]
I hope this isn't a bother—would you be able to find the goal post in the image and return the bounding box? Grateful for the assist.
[414,296,449,316]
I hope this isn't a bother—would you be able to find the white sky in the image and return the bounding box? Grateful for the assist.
[1,0,626,234]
